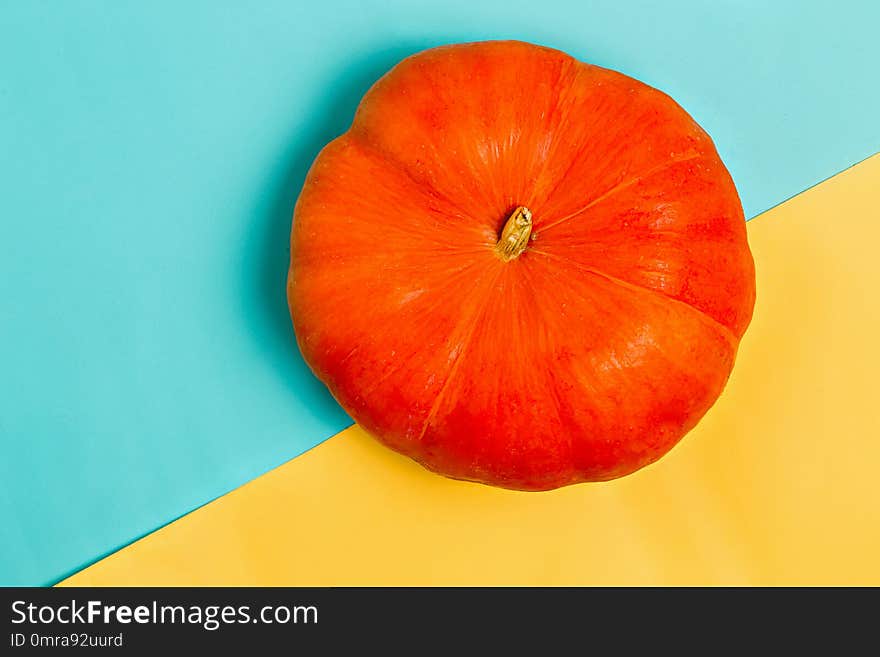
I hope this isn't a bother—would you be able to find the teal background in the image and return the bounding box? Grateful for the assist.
[1,1,878,586]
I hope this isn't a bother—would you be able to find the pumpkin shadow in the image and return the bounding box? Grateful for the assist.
[249,43,431,422]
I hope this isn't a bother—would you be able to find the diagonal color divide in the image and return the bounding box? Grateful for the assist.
[3,1,880,586]
[62,155,880,586]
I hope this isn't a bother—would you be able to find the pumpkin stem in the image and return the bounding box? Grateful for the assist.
[495,206,533,261]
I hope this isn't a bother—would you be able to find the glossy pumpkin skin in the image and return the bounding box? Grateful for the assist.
[288,41,756,491]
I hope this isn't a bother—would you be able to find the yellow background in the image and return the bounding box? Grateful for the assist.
[62,155,880,586]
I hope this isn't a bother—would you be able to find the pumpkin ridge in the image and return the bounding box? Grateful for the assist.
[530,61,620,206]
[528,247,739,344]
[537,151,705,234]
[515,57,580,207]
[348,261,493,401]
[345,131,481,227]
[515,261,576,473]
[415,265,505,442]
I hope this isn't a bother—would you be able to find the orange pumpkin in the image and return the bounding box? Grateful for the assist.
[288,41,756,491]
